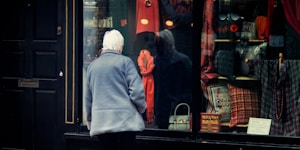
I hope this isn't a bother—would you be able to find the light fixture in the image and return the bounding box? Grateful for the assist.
[141,19,149,25]
[165,20,173,27]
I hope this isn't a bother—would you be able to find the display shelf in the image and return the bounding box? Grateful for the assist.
[218,76,259,80]
[214,39,265,43]
[221,122,248,128]
[83,1,97,6]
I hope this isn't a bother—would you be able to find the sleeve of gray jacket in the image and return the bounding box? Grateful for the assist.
[126,59,147,113]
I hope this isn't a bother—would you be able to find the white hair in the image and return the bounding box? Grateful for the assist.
[102,29,124,52]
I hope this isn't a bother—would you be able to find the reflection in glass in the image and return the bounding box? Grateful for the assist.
[82,0,111,125]
[82,0,193,131]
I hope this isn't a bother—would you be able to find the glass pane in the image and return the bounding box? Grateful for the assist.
[82,0,193,132]
[200,0,300,138]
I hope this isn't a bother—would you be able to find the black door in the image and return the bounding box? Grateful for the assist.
[1,0,65,149]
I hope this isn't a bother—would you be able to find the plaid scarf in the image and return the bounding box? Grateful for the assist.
[200,0,218,97]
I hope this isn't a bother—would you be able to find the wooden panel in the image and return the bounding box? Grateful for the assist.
[1,49,25,77]
[34,0,58,40]
[34,51,57,78]
[34,89,57,150]
[2,90,26,149]
[1,1,26,40]
[1,0,64,149]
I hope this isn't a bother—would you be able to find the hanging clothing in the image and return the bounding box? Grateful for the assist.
[265,0,275,39]
[257,60,300,136]
[285,20,300,59]
[137,49,155,124]
[255,16,267,40]
[200,0,218,94]
[136,0,159,34]
[282,0,300,36]
[265,0,292,39]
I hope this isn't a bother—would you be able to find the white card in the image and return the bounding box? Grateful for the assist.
[247,117,272,135]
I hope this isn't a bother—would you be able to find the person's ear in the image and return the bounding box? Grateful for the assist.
[119,46,124,53]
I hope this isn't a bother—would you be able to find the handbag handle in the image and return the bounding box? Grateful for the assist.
[173,103,190,117]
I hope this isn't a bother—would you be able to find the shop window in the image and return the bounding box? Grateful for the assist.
[81,0,300,138]
[82,0,194,132]
[200,0,300,137]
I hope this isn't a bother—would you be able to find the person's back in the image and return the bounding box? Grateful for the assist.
[84,29,146,150]
[86,51,146,135]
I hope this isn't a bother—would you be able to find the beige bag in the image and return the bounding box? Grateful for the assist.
[168,103,190,131]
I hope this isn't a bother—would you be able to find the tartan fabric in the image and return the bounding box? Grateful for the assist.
[227,84,261,127]
[214,50,240,77]
[200,0,218,92]
[201,0,215,72]
[259,60,300,136]
[200,0,219,111]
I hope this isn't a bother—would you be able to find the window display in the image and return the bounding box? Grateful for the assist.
[82,0,194,131]
[81,0,300,138]
[200,0,300,137]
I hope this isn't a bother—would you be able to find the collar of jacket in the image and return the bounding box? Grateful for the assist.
[101,49,121,55]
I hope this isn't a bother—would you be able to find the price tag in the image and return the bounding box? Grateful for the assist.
[247,117,271,135]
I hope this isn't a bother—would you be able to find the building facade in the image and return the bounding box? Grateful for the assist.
[1,0,300,149]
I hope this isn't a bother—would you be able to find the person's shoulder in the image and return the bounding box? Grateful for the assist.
[86,59,97,69]
[117,54,131,61]
[116,54,135,65]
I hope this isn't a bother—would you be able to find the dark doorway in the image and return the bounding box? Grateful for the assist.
[0,0,65,149]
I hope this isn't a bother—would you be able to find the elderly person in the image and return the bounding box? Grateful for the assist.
[84,29,146,150]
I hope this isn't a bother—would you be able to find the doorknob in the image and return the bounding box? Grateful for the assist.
[57,26,62,35]
[59,71,64,77]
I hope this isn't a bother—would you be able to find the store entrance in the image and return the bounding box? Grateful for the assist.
[0,0,65,149]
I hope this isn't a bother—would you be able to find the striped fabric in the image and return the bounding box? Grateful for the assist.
[258,60,300,136]
[227,84,261,127]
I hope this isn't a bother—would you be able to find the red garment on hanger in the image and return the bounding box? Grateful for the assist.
[200,0,218,91]
[136,0,159,34]
[282,0,300,36]
[265,0,275,39]
[266,0,300,38]
[137,49,155,124]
